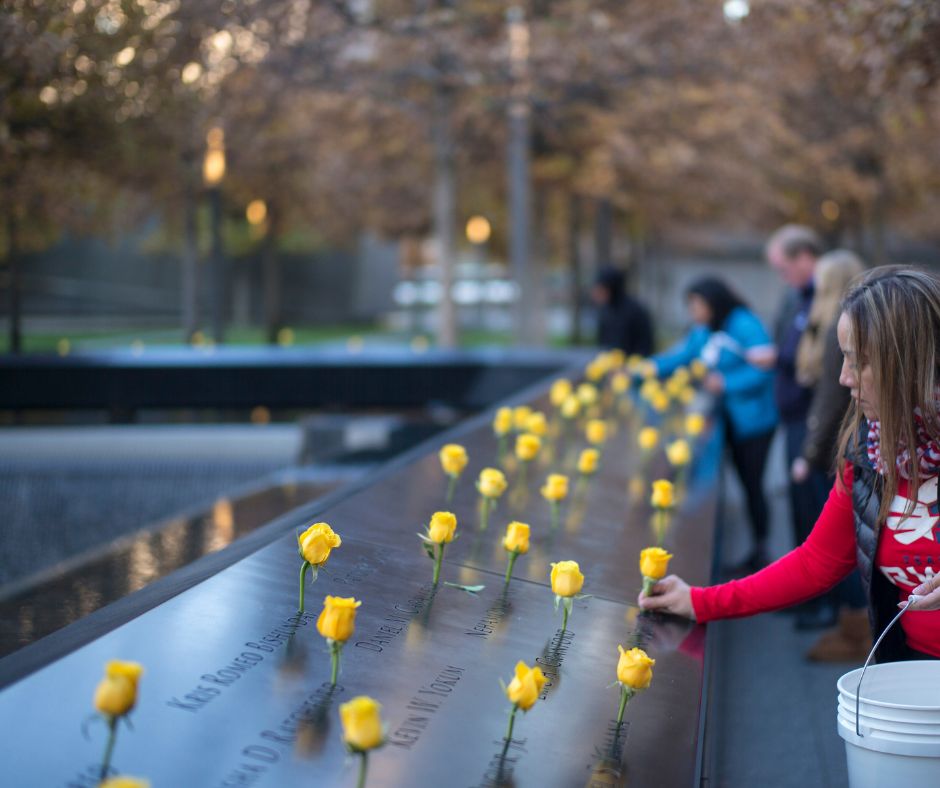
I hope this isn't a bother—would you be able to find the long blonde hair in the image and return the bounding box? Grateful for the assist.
[796,250,865,386]
[836,266,940,527]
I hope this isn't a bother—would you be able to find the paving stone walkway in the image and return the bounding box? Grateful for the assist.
[711,434,850,787]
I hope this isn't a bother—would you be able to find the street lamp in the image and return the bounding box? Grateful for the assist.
[466,215,491,329]
[723,0,749,22]
[203,126,226,343]
[246,198,267,241]
[465,215,491,246]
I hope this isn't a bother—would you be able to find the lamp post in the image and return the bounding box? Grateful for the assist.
[507,5,535,345]
[247,198,281,344]
[466,215,491,330]
[203,127,226,344]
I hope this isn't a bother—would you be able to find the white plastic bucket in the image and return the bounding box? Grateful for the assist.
[837,660,940,786]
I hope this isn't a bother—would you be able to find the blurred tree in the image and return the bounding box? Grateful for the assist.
[3,0,939,352]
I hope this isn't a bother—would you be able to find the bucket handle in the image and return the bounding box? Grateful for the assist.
[855,595,919,737]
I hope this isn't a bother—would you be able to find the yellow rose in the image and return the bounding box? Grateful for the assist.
[586,419,607,446]
[616,646,655,690]
[639,546,673,579]
[690,359,708,379]
[505,660,546,711]
[439,443,468,476]
[515,432,542,462]
[650,479,675,509]
[559,394,579,420]
[665,439,691,467]
[540,473,569,502]
[677,386,694,405]
[94,661,144,717]
[611,372,629,394]
[340,696,384,751]
[628,476,646,501]
[512,405,532,431]
[672,366,691,385]
[637,360,657,379]
[577,448,599,476]
[493,407,513,436]
[638,427,660,451]
[608,349,626,366]
[316,596,362,643]
[577,383,598,406]
[100,778,150,788]
[428,511,457,544]
[638,379,658,401]
[651,392,670,413]
[585,359,607,382]
[685,413,705,437]
[550,378,572,407]
[503,521,530,554]
[298,522,342,566]
[525,411,548,437]
[478,467,508,499]
[550,560,584,597]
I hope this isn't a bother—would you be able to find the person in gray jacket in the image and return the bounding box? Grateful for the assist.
[792,250,869,660]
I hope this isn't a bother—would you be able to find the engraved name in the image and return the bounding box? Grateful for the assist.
[536,628,574,698]
[353,582,435,653]
[166,611,313,713]
[465,593,511,639]
[387,665,465,750]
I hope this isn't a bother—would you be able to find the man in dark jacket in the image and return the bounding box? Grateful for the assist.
[765,224,832,627]
[591,267,654,355]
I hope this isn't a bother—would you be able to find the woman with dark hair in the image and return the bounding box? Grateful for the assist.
[651,276,778,570]
[640,266,940,663]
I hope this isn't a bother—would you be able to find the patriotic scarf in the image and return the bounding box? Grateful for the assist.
[867,408,940,478]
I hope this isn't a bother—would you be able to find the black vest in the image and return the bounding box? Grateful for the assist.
[850,422,916,663]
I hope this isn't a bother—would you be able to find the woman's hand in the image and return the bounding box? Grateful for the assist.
[637,574,697,620]
[791,456,810,483]
[746,345,777,370]
[905,574,940,611]
[704,372,725,394]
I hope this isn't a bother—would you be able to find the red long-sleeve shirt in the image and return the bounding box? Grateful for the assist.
[691,465,940,657]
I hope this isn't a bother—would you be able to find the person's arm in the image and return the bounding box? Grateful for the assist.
[651,327,706,377]
[716,310,776,395]
[640,466,857,621]
[719,360,775,395]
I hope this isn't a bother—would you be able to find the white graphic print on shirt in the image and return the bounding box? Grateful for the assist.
[880,475,939,588]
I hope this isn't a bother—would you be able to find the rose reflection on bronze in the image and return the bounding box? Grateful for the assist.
[278,619,306,679]
[586,719,630,788]
[508,482,530,512]
[565,496,587,534]
[399,584,441,650]
[294,683,341,759]
[648,510,674,547]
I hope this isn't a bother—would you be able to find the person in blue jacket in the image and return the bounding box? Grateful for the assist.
[652,277,779,571]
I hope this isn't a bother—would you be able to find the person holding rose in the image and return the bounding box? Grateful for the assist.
[649,277,778,572]
[640,267,940,663]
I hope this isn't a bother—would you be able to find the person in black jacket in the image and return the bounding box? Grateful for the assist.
[763,225,833,628]
[792,250,868,660]
[591,267,654,355]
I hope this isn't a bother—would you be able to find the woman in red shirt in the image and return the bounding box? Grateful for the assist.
[640,266,940,661]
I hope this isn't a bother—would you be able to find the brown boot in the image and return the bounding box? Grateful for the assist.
[805,608,873,663]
